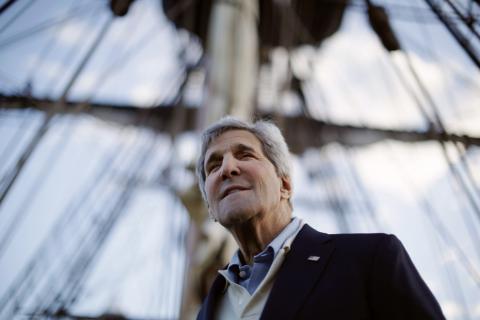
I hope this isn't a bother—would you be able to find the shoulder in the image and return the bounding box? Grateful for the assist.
[297,224,403,259]
[331,232,401,251]
[299,224,398,247]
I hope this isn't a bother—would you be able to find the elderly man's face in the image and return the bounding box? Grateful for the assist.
[204,129,289,228]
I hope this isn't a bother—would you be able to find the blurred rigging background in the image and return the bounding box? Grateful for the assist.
[0,0,479,319]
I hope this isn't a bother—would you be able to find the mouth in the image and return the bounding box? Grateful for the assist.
[220,186,249,199]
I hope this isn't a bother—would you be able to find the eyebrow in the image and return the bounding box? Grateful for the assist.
[204,143,257,170]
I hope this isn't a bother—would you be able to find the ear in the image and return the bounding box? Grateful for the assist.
[280,176,292,200]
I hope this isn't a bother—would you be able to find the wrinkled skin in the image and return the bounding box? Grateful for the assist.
[204,130,292,263]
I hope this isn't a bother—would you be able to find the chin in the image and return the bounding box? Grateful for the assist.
[217,205,258,228]
[214,194,255,225]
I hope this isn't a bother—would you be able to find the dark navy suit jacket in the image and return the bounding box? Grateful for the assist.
[197,224,445,320]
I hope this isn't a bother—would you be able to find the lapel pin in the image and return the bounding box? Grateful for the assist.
[307,255,320,261]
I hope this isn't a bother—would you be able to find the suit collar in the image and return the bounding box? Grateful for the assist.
[260,224,335,320]
[197,274,227,320]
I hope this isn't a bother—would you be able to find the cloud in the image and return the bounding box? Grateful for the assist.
[38,60,63,79]
[128,82,160,106]
[441,300,463,319]
[304,8,479,136]
[56,20,93,47]
[73,71,98,96]
[473,302,480,318]
[311,27,427,128]
[439,247,458,265]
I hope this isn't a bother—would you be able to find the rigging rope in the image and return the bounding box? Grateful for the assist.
[0,14,114,209]
[0,0,35,34]
[0,0,18,16]
[423,0,480,68]
[0,116,75,260]
[43,9,105,98]
[0,120,148,317]
[0,2,102,49]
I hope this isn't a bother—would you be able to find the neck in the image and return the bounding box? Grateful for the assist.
[229,206,291,265]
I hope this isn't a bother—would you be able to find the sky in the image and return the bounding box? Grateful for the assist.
[1,0,480,319]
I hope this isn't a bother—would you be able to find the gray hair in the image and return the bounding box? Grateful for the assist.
[196,116,292,203]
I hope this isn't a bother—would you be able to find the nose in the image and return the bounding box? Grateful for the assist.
[220,154,240,179]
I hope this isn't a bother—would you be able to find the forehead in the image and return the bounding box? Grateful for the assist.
[206,129,263,156]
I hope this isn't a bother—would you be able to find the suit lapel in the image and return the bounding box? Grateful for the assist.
[197,274,227,320]
[260,225,335,320]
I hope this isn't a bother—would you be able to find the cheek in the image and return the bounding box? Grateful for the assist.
[256,169,281,200]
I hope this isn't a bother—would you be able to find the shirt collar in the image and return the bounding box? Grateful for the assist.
[228,217,301,268]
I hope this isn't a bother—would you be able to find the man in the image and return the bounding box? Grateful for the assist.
[195,117,445,320]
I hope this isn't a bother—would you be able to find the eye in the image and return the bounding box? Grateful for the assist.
[239,152,255,159]
[206,163,220,175]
